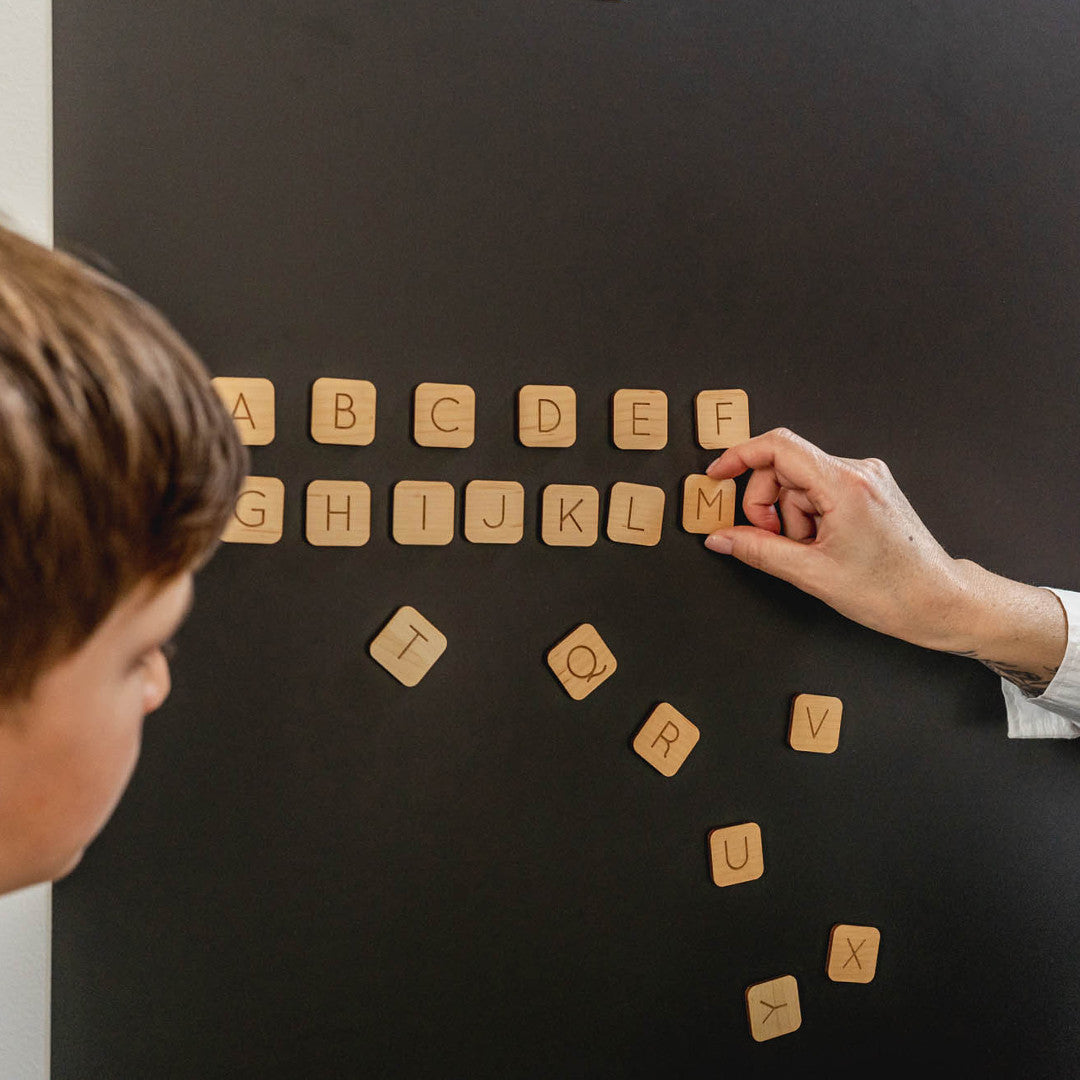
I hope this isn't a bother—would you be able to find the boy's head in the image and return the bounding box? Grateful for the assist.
[0,224,247,893]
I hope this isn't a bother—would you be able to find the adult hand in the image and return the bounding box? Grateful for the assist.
[703,429,1066,692]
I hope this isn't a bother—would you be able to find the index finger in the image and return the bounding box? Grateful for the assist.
[705,428,839,510]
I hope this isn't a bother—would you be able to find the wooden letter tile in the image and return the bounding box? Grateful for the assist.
[682,474,736,534]
[369,606,447,687]
[709,822,764,888]
[305,481,371,546]
[392,481,456,545]
[518,385,576,447]
[827,924,880,984]
[311,377,376,445]
[606,482,665,546]
[632,703,700,777]
[746,975,802,1042]
[612,389,668,450]
[221,476,285,544]
[541,485,600,546]
[414,382,476,448]
[464,480,525,544]
[212,377,275,446]
[788,693,843,754]
[695,389,750,450]
[547,623,617,700]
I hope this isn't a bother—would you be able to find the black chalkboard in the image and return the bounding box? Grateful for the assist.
[52,2,1080,1076]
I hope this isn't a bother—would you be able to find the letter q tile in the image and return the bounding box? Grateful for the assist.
[547,623,617,700]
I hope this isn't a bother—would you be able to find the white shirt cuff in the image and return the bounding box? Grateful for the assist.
[1004,587,1080,738]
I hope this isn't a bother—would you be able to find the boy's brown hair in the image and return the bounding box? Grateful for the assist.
[0,225,248,700]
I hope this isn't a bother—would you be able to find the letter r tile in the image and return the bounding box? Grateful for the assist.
[827,924,880,983]
[746,975,801,1042]
[789,693,843,754]
[709,822,764,887]
[547,623,617,700]
[369,606,447,687]
[632,703,700,777]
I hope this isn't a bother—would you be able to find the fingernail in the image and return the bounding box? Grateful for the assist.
[705,456,723,475]
[704,533,733,555]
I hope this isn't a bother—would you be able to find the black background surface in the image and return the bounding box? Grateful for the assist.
[52,2,1080,1076]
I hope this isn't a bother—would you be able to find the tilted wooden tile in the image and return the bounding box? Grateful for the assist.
[212,377,276,446]
[464,480,525,544]
[682,474,736,534]
[632,703,700,777]
[369,606,447,687]
[612,388,668,450]
[414,382,476,448]
[695,388,750,450]
[518,384,576,447]
[392,481,456,545]
[311,377,376,445]
[746,975,802,1042]
[827,924,880,984]
[606,482,665,546]
[788,693,843,754]
[541,484,600,547]
[709,822,764,888]
[220,476,285,545]
[305,480,371,546]
[547,623,617,700]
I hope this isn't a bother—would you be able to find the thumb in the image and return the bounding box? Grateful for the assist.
[704,526,818,590]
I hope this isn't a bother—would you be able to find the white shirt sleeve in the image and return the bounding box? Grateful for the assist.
[1003,587,1080,738]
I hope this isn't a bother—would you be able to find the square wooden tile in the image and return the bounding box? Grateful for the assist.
[746,975,802,1042]
[414,382,476,448]
[789,693,843,754]
[606,482,665,546]
[392,481,456,545]
[305,480,371,546]
[695,388,750,450]
[311,377,376,445]
[612,389,668,449]
[541,485,600,546]
[632,703,700,777]
[518,384,576,447]
[212,377,276,446]
[220,476,285,544]
[709,822,764,888]
[827,924,880,984]
[464,480,525,544]
[682,474,736,533]
[369,606,447,687]
[547,623,617,700]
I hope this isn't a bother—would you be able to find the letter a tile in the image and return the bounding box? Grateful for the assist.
[788,693,843,754]
[213,377,276,446]
[827,924,880,984]
[369,606,447,687]
[709,822,764,887]
[746,975,801,1042]
[547,623,617,700]
[632,703,700,777]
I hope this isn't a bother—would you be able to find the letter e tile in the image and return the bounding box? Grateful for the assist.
[709,822,764,887]
[221,477,285,544]
[369,606,447,687]
[547,623,617,700]
[746,975,801,1042]
[695,389,750,450]
[612,389,668,450]
[213,377,275,446]
[827,924,880,984]
[607,482,665,546]
[682,474,735,533]
[788,693,843,754]
[632,703,700,777]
